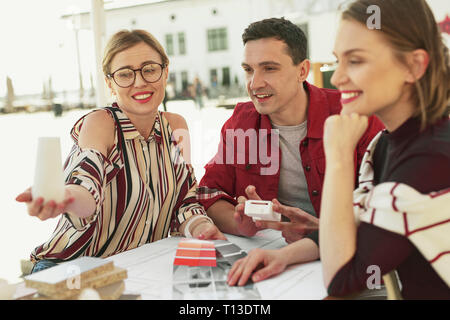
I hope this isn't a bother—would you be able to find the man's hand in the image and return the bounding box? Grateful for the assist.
[233,185,264,237]
[227,248,289,286]
[254,199,319,243]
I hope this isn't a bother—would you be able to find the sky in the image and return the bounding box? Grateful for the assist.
[0,1,89,96]
[0,0,166,97]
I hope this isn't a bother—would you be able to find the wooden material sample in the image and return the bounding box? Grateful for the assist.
[24,257,128,298]
[41,266,127,299]
[96,280,125,300]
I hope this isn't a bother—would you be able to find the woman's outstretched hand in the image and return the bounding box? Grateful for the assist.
[16,187,75,221]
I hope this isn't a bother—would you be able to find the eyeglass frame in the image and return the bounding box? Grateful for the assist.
[107,61,167,88]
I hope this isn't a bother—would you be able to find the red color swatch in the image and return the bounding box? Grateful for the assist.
[173,239,217,267]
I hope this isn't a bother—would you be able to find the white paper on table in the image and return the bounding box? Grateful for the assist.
[256,261,328,300]
[226,229,287,252]
[107,237,179,299]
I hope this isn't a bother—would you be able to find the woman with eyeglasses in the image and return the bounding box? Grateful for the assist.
[16,29,225,274]
[228,0,449,299]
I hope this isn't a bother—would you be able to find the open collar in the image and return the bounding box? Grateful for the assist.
[259,82,334,139]
[111,103,162,143]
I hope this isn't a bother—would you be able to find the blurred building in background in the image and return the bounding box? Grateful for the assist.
[2,0,447,113]
[61,0,350,102]
[60,0,450,102]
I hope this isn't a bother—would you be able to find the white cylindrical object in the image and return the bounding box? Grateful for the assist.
[32,137,65,203]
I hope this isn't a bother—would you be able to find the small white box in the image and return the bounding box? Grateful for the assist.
[244,200,281,222]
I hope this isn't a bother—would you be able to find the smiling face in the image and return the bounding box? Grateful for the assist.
[242,38,309,124]
[331,19,415,123]
[106,41,168,117]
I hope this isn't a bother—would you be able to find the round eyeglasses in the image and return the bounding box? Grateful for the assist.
[107,62,166,88]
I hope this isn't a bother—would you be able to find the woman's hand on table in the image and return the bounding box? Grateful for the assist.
[227,248,289,286]
[15,187,75,221]
[193,221,227,240]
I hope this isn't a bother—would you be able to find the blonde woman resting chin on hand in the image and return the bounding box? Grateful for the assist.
[228,0,450,300]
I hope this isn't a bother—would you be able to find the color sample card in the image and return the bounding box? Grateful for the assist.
[213,240,248,265]
[172,240,261,300]
[174,239,217,267]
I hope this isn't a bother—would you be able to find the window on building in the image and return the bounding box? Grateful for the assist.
[178,32,186,55]
[210,69,218,87]
[207,28,228,51]
[169,72,176,88]
[169,72,176,84]
[165,34,174,56]
[181,71,189,92]
[222,67,230,87]
[167,72,177,97]
[297,23,310,59]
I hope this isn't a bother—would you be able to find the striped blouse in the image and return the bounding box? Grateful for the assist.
[31,104,207,263]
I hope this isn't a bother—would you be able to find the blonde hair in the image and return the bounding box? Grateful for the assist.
[102,29,169,76]
[342,0,450,129]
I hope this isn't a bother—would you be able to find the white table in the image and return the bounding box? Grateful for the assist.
[106,229,327,300]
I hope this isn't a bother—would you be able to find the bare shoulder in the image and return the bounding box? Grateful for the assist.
[78,109,115,156]
[163,112,188,132]
[83,109,115,126]
[80,109,115,137]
